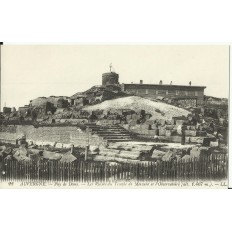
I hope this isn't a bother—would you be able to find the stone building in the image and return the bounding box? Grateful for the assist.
[100,67,206,107]
[70,93,88,107]
[18,105,30,117]
[30,96,70,108]
[3,107,12,114]
[102,72,119,86]
[121,82,206,107]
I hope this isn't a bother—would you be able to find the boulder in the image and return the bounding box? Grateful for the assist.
[199,147,211,156]
[140,124,150,130]
[151,124,158,130]
[118,150,140,159]
[172,148,183,157]
[28,144,38,149]
[210,140,219,147]
[27,140,34,146]
[165,120,173,125]
[128,120,137,126]
[93,155,115,162]
[62,143,73,149]
[202,137,215,146]
[177,125,182,135]
[151,150,166,160]
[176,120,185,126]
[187,137,201,144]
[28,149,43,156]
[190,148,200,158]
[3,147,12,155]
[60,151,77,163]
[4,155,14,161]
[99,148,120,156]
[0,145,7,152]
[196,131,207,136]
[132,114,140,120]
[55,143,63,148]
[43,141,56,147]
[131,145,154,152]
[34,141,44,146]
[43,151,62,161]
[165,129,176,136]
[89,146,99,152]
[13,147,31,162]
[145,120,155,125]
[165,125,175,130]
[14,146,28,157]
[126,115,132,120]
[190,146,210,158]
[185,130,197,136]
[18,134,26,140]
[107,162,118,166]
[159,128,166,136]
[161,151,173,161]
[182,155,192,161]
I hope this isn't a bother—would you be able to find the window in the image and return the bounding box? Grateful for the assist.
[166,90,168,95]
[156,90,159,95]
[176,90,179,95]
[185,91,188,96]
[145,89,148,94]
[195,91,198,96]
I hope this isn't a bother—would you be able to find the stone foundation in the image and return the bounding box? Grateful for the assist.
[0,125,106,147]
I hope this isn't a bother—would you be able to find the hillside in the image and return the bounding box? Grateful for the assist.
[83,96,189,120]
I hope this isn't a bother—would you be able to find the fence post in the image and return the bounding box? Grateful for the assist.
[85,145,89,161]
[70,144,74,154]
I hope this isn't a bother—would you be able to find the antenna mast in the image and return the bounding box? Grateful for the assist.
[109,63,112,72]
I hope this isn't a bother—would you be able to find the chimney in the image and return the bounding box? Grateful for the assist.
[159,80,163,85]
[140,80,143,84]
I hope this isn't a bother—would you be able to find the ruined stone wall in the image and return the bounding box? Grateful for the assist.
[176,98,197,108]
[0,125,104,147]
[31,97,48,106]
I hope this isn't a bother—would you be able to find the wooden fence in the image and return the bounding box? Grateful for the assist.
[0,153,228,182]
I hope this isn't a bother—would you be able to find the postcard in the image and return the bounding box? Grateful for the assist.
[0,45,229,188]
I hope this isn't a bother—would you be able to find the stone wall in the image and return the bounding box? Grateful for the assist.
[0,125,105,147]
[176,98,197,108]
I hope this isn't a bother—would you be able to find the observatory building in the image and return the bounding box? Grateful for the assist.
[101,64,206,107]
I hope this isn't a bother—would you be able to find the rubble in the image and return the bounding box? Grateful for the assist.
[84,96,189,120]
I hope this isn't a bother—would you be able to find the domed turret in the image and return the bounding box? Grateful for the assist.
[102,63,119,86]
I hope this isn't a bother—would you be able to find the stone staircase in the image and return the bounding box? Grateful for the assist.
[86,123,133,142]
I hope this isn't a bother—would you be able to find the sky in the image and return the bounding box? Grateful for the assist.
[0,45,229,110]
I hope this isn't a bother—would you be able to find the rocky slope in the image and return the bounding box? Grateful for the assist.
[83,96,190,120]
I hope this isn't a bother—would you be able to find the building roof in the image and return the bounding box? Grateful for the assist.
[123,83,206,89]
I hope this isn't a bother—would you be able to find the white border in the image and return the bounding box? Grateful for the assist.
[1,1,232,232]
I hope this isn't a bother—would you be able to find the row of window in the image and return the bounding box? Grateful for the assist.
[135,89,199,96]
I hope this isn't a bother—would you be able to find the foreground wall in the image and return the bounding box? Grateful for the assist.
[0,125,105,147]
